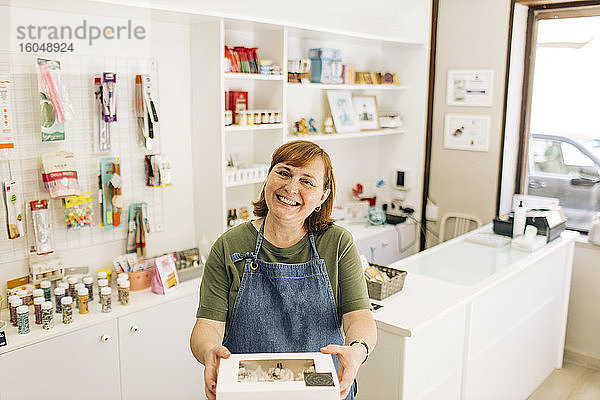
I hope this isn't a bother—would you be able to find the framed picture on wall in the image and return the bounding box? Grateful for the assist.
[446,70,494,107]
[326,91,361,133]
[352,95,379,130]
[444,114,490,152]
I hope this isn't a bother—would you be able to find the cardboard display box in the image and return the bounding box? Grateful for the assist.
[217,352,339,400]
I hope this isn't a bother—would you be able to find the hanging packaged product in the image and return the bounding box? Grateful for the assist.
[99,157,122,228]
[93,76,108,152]
[40,151,80,198]
[145,154,173,187]
[36,58,73,142]
[3,180,24,239]
[29,200,54,255]
[126,202,149,256]
[135,74,159,150]
[0,79,15,150]
[63,191,93,230]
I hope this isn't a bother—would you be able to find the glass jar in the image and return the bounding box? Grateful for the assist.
[16,305,30,335]
[61,296,73,324]
[54,287,66,314]
[101,287,112,313]
[78,287,89,314]
[97,279,108,304]
[34,296,43,325]
[41,301,53,330]
[119,280,130,306]
[9,298,22,327]
[40,280,52,302]
[83,276,94,302]
[67,276,78,300]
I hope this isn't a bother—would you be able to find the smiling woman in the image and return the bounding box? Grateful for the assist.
[190,140,377,400]
[253,140,336,235]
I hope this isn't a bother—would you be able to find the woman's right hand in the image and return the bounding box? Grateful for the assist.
[204,345,231,400]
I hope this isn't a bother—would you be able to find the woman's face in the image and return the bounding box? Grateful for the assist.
[264,157,330,227]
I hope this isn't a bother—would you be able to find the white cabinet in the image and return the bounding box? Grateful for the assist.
[357,230,576,400]
[119,293,205,400]
[0,283,204,400]
[0,320,121,400]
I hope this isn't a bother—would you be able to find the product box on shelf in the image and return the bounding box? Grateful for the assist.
[310,58,343,84]
[226,91,248,125]
[217,352,339,400]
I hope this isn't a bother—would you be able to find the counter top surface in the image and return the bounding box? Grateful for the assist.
[0,277,201,355]
[370,226,578,337]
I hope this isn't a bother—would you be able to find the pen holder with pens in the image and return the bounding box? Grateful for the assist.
[365,263,407,301]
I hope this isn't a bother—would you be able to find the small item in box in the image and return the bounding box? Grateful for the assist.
[6,275,34,304]
[217,352,339,400]
[365,263,407,300]
[378,112,403,128]
[29,256,65,283]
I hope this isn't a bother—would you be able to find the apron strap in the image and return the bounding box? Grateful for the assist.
[308,231,320,259]
[236,217,320,262]
[230,251,255,263]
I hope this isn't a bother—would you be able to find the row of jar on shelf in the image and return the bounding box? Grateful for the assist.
[224,109,282,126]
[225,164,269,185]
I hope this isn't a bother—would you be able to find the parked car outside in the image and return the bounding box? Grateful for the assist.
[528,134,600,231]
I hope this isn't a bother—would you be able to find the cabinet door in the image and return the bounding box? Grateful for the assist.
[118,293,205,400]
[0,320,120,400]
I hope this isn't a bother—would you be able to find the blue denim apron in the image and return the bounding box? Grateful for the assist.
[224,219,355,399]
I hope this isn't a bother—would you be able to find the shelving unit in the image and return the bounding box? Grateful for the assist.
[224,123,283,132]
[286,128,405,142]
[286,83,409,91]
[191,16,431,242]
[224,73,284,81]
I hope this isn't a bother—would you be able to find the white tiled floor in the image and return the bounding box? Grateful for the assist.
[528,362,600,400]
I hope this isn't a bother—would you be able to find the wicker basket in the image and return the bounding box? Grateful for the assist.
[366,263,407,300]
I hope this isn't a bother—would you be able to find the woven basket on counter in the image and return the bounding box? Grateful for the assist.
[366,263,407,300]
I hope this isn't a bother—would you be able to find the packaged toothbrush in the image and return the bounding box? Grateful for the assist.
[36,58,73,142]
[29,200,53,255]
[3,180,24,239]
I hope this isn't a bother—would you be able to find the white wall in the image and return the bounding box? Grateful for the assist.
[566,240,600,361]
[96,0,430,44]
[0,5,195,296]
[427,0,512,246]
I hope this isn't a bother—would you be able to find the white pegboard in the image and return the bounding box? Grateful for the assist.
[0,52,165,265]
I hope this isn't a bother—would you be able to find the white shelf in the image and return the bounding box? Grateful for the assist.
[286,83,409,91]
[226,177,266,188]
[286,128,405,142]
[224,123,283,132]
[224,73,284,81]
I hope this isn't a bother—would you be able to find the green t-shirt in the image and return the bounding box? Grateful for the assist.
[196,222,370,333]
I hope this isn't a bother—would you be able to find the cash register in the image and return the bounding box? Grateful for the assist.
[493,209,566,242]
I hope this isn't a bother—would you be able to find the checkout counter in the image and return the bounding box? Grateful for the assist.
[356,225,577,400]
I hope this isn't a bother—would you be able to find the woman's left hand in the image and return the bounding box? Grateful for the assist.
[321,343,366,399]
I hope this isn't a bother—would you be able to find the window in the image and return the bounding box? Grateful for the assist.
[519,6,600,232]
